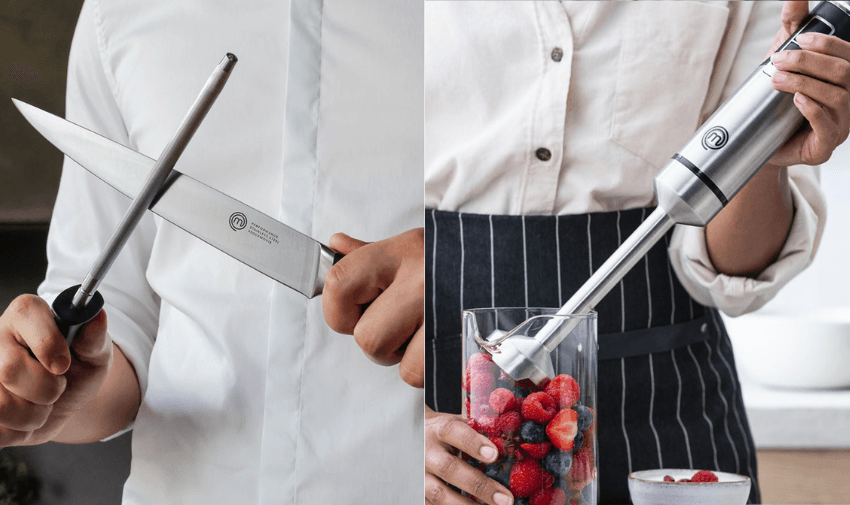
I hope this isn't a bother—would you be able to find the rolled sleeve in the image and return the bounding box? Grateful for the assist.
[668,166,826,317]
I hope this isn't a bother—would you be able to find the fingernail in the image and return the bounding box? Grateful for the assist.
[479,445,497,461]
[797,32,813,45]
[494,492,513,505]
[50,355,68,374]
[773,71,788,83]
[795,92,808,104]
[771,51,787,64]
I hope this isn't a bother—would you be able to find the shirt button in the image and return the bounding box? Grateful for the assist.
[536,148,552,161]
[551,47,563,62]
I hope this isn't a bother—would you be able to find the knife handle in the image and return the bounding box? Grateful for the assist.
[333,252,344,265]
[51,285,105,346]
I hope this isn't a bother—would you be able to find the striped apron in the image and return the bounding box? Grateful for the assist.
[425,208,761,504]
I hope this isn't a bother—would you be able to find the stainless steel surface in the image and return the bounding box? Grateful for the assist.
[69,53,237,308]
[12,100,331,298]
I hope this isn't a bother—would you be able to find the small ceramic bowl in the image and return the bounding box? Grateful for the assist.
[628,469,750,505]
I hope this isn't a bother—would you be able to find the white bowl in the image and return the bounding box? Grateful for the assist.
[628,469,750,505]
[723,308,850,389]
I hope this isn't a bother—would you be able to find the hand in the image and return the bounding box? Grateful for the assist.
[0,295,112,446]
[767,1,850,167]
[322,228,425,388]
[425,407,513,505]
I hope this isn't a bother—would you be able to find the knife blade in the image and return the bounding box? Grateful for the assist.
[13,98,340,298]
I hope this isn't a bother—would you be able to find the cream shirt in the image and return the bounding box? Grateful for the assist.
[38,0,424,503]
[425,1,826,317]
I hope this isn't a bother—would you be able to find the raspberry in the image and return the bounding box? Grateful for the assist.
[467,417,479,431]
[478,415,501,438]
[509,459,544,498]
[566,446,595,491]
[580,428,593,450]
[540,471,554,489]
[544,375,581,409]
[517,379,544,393]
[677,479,691,483]
[663,475,674,482]
[530,487,566,505]
[522,392,557,423]
[471,372,495,400]
[519,442,551,460]
[497,411,523,437]
[691,470,719,483]
[490,388,519,414]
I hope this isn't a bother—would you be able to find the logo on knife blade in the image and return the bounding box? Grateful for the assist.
[229,212,247,231]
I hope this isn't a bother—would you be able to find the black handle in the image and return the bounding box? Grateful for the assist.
[776,2,850,54]
[333,252,344,265]
[51,285,104,346]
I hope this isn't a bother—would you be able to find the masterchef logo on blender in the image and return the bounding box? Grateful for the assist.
[701,126,729,150]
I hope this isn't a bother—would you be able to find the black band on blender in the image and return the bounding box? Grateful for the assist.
[672,154,729,206]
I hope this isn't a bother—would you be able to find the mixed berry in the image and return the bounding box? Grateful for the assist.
[464,352,596,505]
[663,470,719,483]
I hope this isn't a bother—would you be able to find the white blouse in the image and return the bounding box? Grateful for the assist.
[425,1,826,317]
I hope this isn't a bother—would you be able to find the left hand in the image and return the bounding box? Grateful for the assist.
[322,228,424,388]
[767,1,850,167]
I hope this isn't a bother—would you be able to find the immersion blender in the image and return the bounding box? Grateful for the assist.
[488,1,850,384]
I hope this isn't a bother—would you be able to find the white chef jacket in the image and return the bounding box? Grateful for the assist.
[425,1,827,317]
[38,0,424,503]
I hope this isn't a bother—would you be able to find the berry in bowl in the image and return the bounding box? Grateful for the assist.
[628,469,751,505]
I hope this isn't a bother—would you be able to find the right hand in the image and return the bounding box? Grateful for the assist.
[425,406,514,505]
[0,294,112,446]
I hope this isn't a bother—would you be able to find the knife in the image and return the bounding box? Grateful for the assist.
[12,99,341,299]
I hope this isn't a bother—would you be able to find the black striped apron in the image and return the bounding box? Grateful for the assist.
[425,208,761,504]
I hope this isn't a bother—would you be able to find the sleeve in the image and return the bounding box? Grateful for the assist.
[36,0,159,436]
[667,2,827,317]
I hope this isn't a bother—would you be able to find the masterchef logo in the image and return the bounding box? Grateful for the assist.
[701,126,729,150]
[229,212,247,231]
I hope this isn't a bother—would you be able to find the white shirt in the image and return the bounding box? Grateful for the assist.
[39,0,424,503]
[425,1,826,317]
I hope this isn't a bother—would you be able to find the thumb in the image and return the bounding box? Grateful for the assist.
[69,310,110,367]
[781,1,809,35]
[328,232,370,255]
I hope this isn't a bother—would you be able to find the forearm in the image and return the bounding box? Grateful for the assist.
[53,342,141,443]
[705,163,794,277]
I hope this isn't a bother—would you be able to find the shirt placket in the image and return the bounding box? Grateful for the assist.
[518,2,574,215]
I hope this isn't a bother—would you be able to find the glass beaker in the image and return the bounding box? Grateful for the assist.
[462,308,598,505]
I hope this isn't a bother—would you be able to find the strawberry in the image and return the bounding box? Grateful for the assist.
[566,446,595,491]
[490,437,508,459]
[677,479,691,483]
[530,487,566,505]
[546,409,578,451]
[519,442,551,460]
[691,470,719,483]
[663,475,674,482]
[509,459,544,498]
[490,388,519,414]
[544,375,581,409]
[522,392,557,424]
[517,378,547,393]
[497,411,523,437]
[467,417,479,432]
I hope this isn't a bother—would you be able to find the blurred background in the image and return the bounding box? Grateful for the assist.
[1,2,131,504]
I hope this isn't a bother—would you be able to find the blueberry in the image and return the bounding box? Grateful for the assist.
[515,387,530,399]
[484,463,510,488]
[467,458,481,468]
[514,499,530,505]
[543,449,573,476]
[571,430,584,453]
[520,421,546,443]
[575,404,593,432]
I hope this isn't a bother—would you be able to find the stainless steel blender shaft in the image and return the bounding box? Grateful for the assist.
[491,1,850,383]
